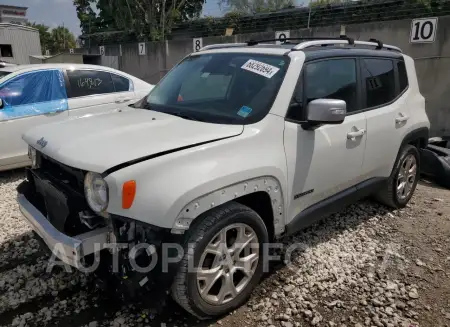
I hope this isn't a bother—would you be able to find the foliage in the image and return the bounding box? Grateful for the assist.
[27,23,77,55]
[170,0,450,39]
[50,27,77,53]
[75,0,206,43]
[73,0,99,35]
[75,0,450,44]
[219,0,294,14]
[26,22,52,54]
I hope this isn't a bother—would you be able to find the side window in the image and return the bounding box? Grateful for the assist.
[0,70,68,120]
[67,70,114,98]
[0,70,66,106]
[397,61,408,93]
[112,73,131,92]
[305,59,357,113]
[362,59,396,108]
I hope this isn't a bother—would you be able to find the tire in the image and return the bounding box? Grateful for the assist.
[375,144,420,208]
[171,201,269,319]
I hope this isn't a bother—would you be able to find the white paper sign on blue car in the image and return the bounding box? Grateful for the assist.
[241,59,280,78]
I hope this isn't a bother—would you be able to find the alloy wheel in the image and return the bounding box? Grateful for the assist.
[396,154,417,200]
[196,223,259,305]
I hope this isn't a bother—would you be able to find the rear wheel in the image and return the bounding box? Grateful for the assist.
[375,144,420,208]
[171,202,268,319]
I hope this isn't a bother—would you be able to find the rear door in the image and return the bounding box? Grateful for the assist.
[0,69,69,170]
[65,69,135,117]
[360,58,410,179]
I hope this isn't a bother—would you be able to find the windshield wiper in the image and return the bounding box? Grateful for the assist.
[166,111,204,122]
[137,102,203,122]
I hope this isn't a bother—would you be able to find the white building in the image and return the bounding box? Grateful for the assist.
[0,23,41,64]
[0,5,28,25]
[0,5,40,64]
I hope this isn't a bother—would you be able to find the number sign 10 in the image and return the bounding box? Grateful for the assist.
[193,38,203,52]
[410,18,438,43]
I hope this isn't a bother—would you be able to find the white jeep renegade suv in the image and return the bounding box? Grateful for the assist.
[17,37,429,318]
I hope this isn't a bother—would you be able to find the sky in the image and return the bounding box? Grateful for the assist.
[7,0,229,37]
[4,0,82,35]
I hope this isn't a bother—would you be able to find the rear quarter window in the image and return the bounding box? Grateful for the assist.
[112,73,131,92]
[397,61,408,93]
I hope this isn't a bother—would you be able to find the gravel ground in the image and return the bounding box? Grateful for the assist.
[0,170,449,327]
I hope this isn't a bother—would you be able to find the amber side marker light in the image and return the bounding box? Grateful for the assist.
[122,180,136,209]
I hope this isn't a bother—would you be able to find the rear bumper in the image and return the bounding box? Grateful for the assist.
[17,193,110,268]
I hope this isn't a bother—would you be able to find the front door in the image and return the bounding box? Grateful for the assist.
[0,70,69,170]
[284,58,367,225]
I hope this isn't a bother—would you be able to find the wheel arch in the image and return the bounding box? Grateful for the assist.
[401,126,429,150]
[171,176,285,238]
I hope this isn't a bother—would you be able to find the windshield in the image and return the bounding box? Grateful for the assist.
[139,53,289,124]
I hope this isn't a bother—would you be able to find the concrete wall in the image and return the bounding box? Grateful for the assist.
[0,24,41,64]
[45,54,84,64]
[87,16,450,136]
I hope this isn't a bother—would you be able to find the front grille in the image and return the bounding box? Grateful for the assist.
[38,152,85,195]
[22,153,93,235]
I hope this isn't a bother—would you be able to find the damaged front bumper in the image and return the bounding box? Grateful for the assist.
[16,167,185,300]
[17,193,111,268]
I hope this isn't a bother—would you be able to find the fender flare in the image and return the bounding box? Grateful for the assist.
[400,127,429,149]
[171,176,285,236]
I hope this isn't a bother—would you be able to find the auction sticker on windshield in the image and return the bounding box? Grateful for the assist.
[237,106,252,118]
[241,59,280,78]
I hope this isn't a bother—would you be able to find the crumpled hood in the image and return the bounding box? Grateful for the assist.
[23,108,243,173]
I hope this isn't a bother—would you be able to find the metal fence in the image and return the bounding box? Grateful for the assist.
[79,0,450,45]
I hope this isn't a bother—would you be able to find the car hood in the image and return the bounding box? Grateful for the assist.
[23,108,243,173]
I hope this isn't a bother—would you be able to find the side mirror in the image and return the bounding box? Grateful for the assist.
[306,99,346,125]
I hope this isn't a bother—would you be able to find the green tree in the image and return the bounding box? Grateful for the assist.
[50,26,77,53]
[26,22,53,54]
[74,0,99,35]
[27,22,77,54]
[74,0,206,41]
[219,0,294,14]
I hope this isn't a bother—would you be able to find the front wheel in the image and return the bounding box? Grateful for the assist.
[375,144,420,208]
[171,202,269,319]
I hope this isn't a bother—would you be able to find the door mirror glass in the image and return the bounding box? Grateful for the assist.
[306,98,346,124]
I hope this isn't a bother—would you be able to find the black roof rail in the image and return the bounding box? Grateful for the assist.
[368,38,383,50]
[199,36,401,53]
[246,36,355,46]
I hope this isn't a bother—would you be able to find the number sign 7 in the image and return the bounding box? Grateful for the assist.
[139,42,146,56]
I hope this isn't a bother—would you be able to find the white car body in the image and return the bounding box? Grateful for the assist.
[21,45,429,234]
[17,39,430,317]
[0,64,153,171]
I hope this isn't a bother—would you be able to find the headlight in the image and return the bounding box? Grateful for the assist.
[28,146,39,168]
[84,172,109,213]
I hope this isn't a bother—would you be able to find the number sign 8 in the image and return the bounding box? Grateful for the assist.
[193,38,203,52]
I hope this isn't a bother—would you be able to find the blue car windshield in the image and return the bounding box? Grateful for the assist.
[140,53,289,124]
